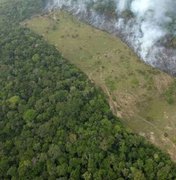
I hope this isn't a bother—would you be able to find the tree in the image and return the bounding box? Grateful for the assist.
[23,109,37,122]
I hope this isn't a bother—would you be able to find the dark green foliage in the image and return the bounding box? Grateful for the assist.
[1,0,176,179]
[86,0,116,17]
[0,0,45,22]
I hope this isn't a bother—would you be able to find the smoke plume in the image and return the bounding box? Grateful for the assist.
[47,0,176,74]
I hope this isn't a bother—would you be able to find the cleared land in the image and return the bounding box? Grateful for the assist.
[24,10,176,161]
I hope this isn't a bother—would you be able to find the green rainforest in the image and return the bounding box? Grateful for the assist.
[1,0,176,179]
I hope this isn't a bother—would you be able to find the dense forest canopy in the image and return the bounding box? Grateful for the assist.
[1,0,176,179]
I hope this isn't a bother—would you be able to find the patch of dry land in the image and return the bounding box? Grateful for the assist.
[23,10,176,161]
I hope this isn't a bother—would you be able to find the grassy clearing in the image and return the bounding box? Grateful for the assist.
[24,10,176,160]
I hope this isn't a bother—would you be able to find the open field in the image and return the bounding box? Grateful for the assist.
[24,10,176,160]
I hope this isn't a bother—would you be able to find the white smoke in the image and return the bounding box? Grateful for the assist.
[47,0,176,74]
